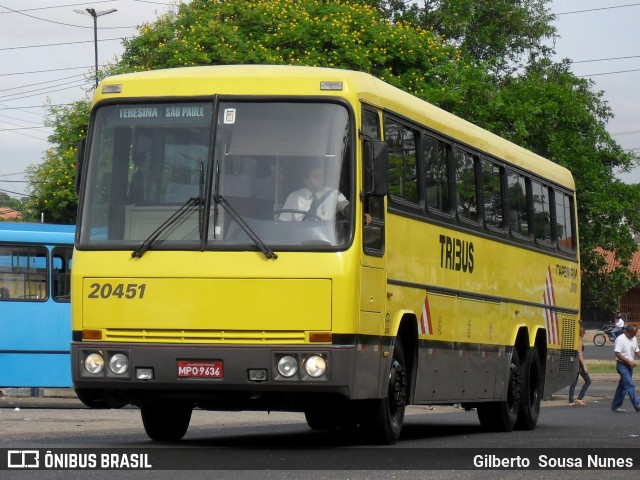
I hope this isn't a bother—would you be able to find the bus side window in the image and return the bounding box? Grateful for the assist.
[507,170,530,238]
[52,246,73,302]
[386,119,419,205]
[532,180,552,244]
[482,158,505,230]
[555,190,575,252]
[424,135,451,214]
[454,148,479,223]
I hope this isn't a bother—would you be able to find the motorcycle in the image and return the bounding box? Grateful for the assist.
[593,323,619,346]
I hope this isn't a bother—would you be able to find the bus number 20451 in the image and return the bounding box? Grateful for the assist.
[87,283,147,299]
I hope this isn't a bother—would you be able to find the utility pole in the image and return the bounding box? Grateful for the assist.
[74,8,117,88]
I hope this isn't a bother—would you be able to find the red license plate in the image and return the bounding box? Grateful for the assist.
[177,360,223,378]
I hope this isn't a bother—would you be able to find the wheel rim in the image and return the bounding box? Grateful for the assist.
[507,360,521,414]
[388,359,407,421]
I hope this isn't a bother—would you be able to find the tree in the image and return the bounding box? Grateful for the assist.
[25,100,89,224]
[379,0,640,314]
[119,0,480,107]
[385,0,556,76]
[27,0,640,314]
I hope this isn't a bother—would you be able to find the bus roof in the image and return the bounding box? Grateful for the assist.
[0,222,75,245]
[95,65,574,189]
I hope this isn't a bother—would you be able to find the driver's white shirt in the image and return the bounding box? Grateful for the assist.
[279,186,348,221]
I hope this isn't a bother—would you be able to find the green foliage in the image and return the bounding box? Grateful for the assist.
[119,0,467,103]
[390,0,556,75]
[24,0,640,314]
[25,100,89,224]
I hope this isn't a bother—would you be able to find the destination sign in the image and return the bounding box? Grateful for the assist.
[105,103,213,126]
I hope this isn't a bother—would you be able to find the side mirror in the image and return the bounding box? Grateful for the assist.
[75,138,86,194]
[363,138,388,197]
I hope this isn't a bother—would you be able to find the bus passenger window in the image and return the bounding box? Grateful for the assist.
[385,119,418,204]
[0,246,48,301]
[555,191,575,251]
[482,159,505,229]
[508,171,530,237]
[532,181,552,244]
[424,136,451,214]
[454,149,479,222]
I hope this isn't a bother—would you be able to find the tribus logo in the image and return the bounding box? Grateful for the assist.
[7,450,39,468]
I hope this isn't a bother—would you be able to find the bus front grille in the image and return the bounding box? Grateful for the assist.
[103,329,307,344]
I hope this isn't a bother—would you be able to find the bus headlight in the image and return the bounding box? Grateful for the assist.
[277,355,298,377]
[84,353,104,374]
[304,355,327,378]
[109,353,129,375]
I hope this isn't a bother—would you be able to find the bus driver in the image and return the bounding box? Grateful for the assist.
[279,162,349,221]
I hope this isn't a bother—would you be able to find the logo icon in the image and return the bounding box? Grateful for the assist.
[7,450,40,469]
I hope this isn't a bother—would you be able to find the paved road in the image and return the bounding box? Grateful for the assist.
[1,374,640,480]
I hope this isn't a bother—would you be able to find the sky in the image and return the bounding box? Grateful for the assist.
[1,0,639,198]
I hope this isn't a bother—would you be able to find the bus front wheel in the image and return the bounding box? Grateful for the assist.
[477,348,521,432]
[140,401,192,442]
[363,340,408,444]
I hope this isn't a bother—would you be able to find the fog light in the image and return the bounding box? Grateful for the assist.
[248,369,268,381]
[136,368,154,381]
[304,355,327,378]
[277,355,298,377]
[109,353,129,374]
[84,353,104,374]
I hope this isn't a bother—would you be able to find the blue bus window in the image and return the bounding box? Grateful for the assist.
[52,246,73,302]
[0,246,48,301]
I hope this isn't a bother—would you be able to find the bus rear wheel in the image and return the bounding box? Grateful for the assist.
[516,348,543,430]
[140,401,192,442]
[477,348,521,432]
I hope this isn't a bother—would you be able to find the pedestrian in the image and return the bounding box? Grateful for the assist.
[569,324,591,406]
[611,324,640,413]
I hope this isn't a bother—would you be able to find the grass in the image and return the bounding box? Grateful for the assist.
[585,360,616,375]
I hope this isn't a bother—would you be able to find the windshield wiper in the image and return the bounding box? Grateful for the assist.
[214,194,278,260]
[131,196,202,259]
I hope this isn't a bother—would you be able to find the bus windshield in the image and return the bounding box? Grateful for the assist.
[78,100,353,251]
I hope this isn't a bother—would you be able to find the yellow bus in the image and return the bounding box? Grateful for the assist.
[72,65,579,444]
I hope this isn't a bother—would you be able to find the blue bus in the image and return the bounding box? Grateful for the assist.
[0,223,75,387]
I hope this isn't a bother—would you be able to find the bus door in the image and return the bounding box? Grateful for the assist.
[0,244,73,387]
[355,108,388,397]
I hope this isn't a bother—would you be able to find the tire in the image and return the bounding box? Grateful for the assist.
[363,340,408,444]
[477,348,521,432]
[140,401,192,442]
[593,333,606,347]
[515,348,543,430]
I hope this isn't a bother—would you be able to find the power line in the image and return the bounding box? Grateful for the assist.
[0,3,138,29]
[0,104,73,111]
[573,55,640,64]
[0,172,29,178]
[577,68,640,78]
[613,129,640,137]
[0,37,123,52]
[0,73,86,94]
[1,66,95,77]
[556,3,640,16]
[0,81,91,102]
[0,1,117,15]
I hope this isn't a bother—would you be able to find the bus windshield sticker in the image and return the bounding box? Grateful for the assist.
[224,108,236,124]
